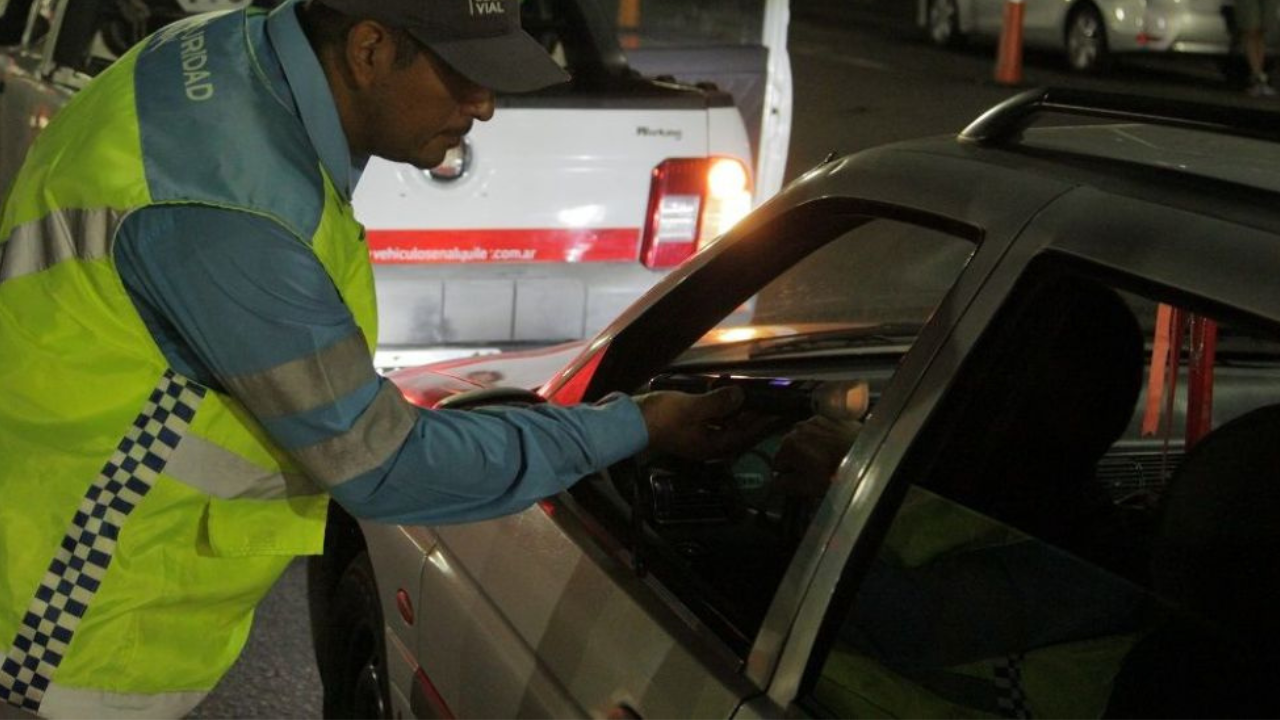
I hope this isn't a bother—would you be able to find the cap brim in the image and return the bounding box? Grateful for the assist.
[425,31,570,94]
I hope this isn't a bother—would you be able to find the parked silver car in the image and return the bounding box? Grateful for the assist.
[308,89,1280,718]
[918,0,1279,72]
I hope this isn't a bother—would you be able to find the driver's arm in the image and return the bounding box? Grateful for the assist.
[772,415,864,498]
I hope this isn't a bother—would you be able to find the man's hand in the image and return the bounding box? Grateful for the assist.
[633,387,773,461]
[772,415,863,498]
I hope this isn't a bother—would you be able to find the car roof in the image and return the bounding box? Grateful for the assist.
[740,87,1280,330]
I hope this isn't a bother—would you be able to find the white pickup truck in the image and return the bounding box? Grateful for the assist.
[0,0,791,370]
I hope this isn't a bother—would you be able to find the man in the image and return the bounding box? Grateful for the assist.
[1237,0,1278,96]
[0,1,747,717]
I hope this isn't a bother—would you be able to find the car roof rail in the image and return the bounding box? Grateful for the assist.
[960,87,1280,145]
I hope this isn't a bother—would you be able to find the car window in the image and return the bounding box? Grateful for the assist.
[569,216,976,656]
[675,219,973,365]
[799,264,1280,718]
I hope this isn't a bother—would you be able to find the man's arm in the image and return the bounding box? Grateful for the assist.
[114,205,740,524]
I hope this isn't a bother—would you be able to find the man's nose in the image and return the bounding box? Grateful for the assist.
[464,86,496,122]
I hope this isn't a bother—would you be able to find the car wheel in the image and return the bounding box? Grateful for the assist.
[1065,3,1110,72]
[321,551,390,720]
[927,0,964,48]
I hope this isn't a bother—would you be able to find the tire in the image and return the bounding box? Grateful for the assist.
[319,551,391,720]
[1065,3,1111,72]
[927,0,965,48]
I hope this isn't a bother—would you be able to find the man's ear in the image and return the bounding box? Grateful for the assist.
[343,19,398,88]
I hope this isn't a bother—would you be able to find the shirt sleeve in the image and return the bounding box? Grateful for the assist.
[114,204,649,524]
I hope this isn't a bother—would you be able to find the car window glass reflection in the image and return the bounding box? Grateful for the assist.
[802,268,1280,719]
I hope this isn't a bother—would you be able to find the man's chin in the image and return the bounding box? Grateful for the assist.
[413,146,453,170]
[395,151,444,170]
[375,141,451,170]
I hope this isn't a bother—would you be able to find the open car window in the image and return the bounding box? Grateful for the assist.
[568,214,976,656]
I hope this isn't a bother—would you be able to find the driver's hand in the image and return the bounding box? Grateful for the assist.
[772,415,863,498]
[633,387,774,461]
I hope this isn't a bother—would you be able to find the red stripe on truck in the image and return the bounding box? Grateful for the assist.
[366,228,642,264]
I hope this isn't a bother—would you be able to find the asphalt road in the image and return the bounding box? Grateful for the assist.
[191,4,1277,717]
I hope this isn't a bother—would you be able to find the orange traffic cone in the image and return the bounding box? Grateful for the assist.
[994,0,1025,86]
[618,0,641,50]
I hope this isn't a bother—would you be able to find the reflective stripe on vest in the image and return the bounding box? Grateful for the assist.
[34,684,207,720]
[0,209,123,286]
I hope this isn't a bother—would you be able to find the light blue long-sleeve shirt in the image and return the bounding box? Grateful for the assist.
[112,2,648,524]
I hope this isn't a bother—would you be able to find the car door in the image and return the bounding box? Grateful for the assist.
[747,190,1280,719]
[970,0,1005,37]
[408,180,1029,716]
[1019,0,1073,47]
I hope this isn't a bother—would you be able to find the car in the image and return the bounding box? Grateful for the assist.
[0,0,790,371]
[917,0,1280,73]
[308,87,1280,718]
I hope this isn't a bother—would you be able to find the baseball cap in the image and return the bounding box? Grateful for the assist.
[315,0,571,93]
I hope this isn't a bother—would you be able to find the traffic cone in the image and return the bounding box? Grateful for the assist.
[994,0,1025,86]
[618,0,641,50]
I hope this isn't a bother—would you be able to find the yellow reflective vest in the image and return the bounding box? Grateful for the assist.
[0,8,375,717]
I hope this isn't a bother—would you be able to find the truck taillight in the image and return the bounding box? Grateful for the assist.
[640,157,752,269]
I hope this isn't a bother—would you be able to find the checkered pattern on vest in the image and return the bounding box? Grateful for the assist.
[0,371,205,713]
[994,652,1033,719]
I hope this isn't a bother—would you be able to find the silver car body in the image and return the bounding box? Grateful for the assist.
[319,89,1280,718]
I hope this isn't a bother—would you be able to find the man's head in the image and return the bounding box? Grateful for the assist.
[300,0,568,169]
